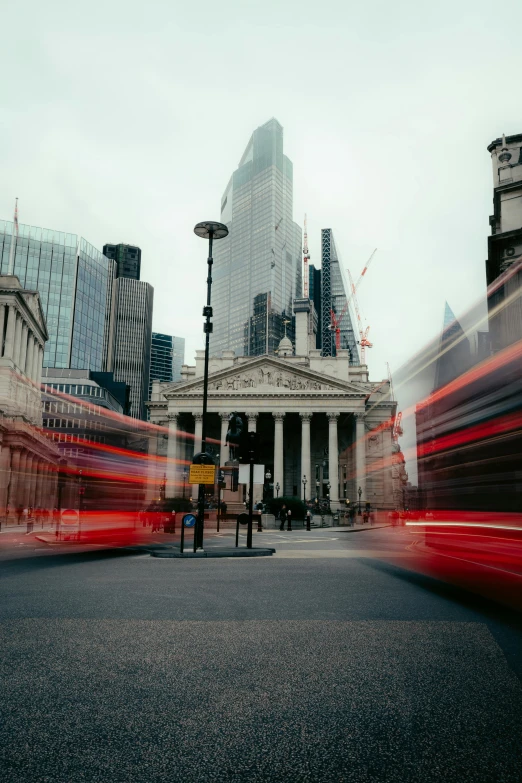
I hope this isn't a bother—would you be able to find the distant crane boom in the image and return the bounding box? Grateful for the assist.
[303,213,310,298]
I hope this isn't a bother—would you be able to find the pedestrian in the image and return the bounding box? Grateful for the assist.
[349,505,356,526]
[279,504,287,531]
[306,509,312,531]
[287,508,292,531]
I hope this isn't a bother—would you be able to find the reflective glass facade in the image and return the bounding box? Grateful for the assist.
[212,118,302,356]
[149,333,185,400]
[109,278,153,420]
[0,220,115,370]
[103,243,141,280]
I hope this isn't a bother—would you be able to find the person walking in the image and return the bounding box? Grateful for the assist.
[279,504,287,531]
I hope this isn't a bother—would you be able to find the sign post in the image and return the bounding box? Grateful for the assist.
[180,513,197,554]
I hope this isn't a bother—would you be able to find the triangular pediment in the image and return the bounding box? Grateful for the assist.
[162,355,367,398]
[21,291,48,340]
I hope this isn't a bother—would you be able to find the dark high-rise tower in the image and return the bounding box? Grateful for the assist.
[320,229,359,363]
[308,264,322,349]
[103,243,141,280]
[149,332,185,400]
[103,242,152,420]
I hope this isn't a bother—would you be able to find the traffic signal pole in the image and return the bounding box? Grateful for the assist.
[247,454,254,549]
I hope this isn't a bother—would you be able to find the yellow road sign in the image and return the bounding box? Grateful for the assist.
[189,464,216,484]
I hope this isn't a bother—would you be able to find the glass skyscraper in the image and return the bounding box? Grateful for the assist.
[149,333,185,400]
[0,219,115,370]
[107,278,153,420]
[212,118,302,356]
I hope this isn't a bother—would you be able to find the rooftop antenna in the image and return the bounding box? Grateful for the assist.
[303,214,310,298]
[7,198,19,275]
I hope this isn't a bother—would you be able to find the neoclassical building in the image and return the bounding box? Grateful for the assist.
[0,275,60,519]
[148,301,398,511]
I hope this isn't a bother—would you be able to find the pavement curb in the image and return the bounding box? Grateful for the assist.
[150,547,275,558]
[337,524,392,533]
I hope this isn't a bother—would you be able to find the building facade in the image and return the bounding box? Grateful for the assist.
[212,118,302,357]
[0,220,115,372]
[486,133,522,353]
[103,243,141,281]
[108,277,153,420]
[149,302,396,510]
[321,228,359,362]
[309,264,322,349]
[0,275,60,520]
[149,333,186,402]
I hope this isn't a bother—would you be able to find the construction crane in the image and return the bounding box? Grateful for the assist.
[329,248,377,354]
[346,267,373,364]
[303,214,310,298]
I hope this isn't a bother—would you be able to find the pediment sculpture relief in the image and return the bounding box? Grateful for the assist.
[207,368,336,392]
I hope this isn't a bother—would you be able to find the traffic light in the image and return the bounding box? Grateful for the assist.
[238,431,259,463]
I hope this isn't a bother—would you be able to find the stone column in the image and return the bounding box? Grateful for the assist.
[327,413,340,505]
[0,304,5,352]
[219,413,230,464]
[28,455,38,509]
[166,414,178,498]
[193,413,203,454]
[37,461,49,511]
[31,340,41,386]
[192,413,203,499]
[300,413,312,502]
[13,313,22,367]
[0,435,11,520]
[19,323,28,374]
[36,346,44,388]
[4,305,17,360]
[354,413,366,507]
[25,337,34,382]
[36,461,47,508]
[7,447,22,517]
[146,428,159,503]
[246,413,258,432]
[273,412,285,497]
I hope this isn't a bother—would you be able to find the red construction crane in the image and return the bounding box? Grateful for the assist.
[303,214,310,298]
[346,268,373,364]
[329,249,377,354]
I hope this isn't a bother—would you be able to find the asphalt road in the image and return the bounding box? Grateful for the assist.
[1,526,522,782]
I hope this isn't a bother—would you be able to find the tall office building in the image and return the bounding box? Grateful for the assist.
[0,219,115,370]
[486,133,522,353]
[149,332,185,399]
[103,242,154,421]
[103,243,141,280]
[320,228,359,363]
[212,118,302,356]
[108,278,153,420]
[309,264,322,349]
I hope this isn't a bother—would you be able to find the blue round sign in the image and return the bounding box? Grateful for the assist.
[183,513,197,528]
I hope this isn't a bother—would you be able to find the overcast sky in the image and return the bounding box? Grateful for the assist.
[2,0,521,401]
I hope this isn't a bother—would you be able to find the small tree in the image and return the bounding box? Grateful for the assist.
[267,496,306,520]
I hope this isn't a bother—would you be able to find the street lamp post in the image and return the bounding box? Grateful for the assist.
[275,482,280,498]
[193,220,229,550]
[302,475,307,503]
[358,485,362,515]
